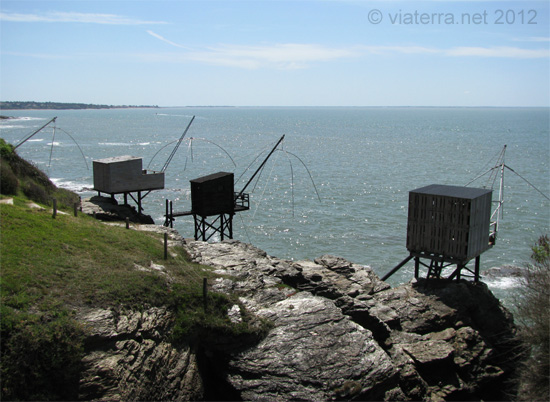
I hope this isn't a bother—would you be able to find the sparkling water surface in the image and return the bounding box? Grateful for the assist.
[2,107,548,307]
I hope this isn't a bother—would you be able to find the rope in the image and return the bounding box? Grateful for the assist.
[251,149,279,221]
[239,213,253,245]
[48,124,56,170]
[505,165,550,201]
[57,128,89,170]
[281,148,295,217]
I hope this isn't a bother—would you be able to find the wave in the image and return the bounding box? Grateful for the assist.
[50,178,94,194]
[98,141,153,147]
[484,276,521,290]
[0,124,31,130]
[155,113,196,118]
[98,142,133,146]
[17,117,46,121]
[1,116,47,122]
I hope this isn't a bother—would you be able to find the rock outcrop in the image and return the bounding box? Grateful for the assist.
[81,196,155,224]
[77,307,203,401]
[184,239,519,401]
[77,238,520,401]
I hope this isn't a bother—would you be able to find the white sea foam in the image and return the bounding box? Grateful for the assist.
[155,113,197,118]
[50,178,93,194]
[0,124,28,129]
[484,276,522,290]
[16,116,46,121]
[98,142,133,146]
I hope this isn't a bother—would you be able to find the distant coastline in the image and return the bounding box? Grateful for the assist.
[0,101,159,110]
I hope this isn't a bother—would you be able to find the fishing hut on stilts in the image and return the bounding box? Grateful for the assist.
[92,156,165,214]
[164,171,249,241]
[380,144,549,283]
[383,165,502,282]
[92,116,196,216]
[164,135,285,241]
[381,184,495,282]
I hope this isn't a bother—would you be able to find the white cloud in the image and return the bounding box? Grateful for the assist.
[1,51,71,60]
[514,36,550,43]
[146,31,192,50]
[146,29,548,71]
[187,43,359,69]
[363,45,438,55]
[362,44,549,59]
[147,31,360,69]
[138,42,548,70]
[0,11,167,25]
[446,46,549,59]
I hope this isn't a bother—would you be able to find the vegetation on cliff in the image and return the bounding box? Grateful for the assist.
[1,138,79,209]
[0,141,266,400]
[516,235,550,401]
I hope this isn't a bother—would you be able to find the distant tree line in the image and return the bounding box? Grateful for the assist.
[0,101,158,110]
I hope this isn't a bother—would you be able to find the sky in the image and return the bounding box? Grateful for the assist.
[0,0,549,107]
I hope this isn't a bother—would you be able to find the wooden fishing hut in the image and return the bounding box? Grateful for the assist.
[383,184,494,282]
[164,172,250,241]
[164,135,285,241]
[93,155,165,214]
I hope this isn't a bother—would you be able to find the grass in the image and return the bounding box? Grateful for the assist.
[0,143,270,400]
[1,199,269,400]
[2,203,174,310]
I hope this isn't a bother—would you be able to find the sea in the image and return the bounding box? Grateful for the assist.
[1,107,549,308]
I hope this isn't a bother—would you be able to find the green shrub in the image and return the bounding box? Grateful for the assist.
[0,139,55,192]
[0,162,18,195]
[0,138,15,158]
[1,138,79,207]
[22,180,51,205]
[0,309,84,401]
[169,284,271,348]
[55,187,80,209]
[516,235,550,401]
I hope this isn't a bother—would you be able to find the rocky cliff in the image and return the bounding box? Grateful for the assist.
[77,236,520,401]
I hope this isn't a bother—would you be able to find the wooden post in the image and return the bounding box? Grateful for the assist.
[165,199,169,227]
[381,254,413,282]
[164,232,168,260]
[474,256,481,282]
[170,201,173,228]
[52,199,57,219]
[126,217,130,229]
[73,202,78,217]
[137,191,142,214]
[203,278,208,312]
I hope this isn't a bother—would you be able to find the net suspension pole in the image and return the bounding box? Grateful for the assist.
[491,145,506,239]
[161,115,195,173]
[14,117,57,150]
[236,134,285,201]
